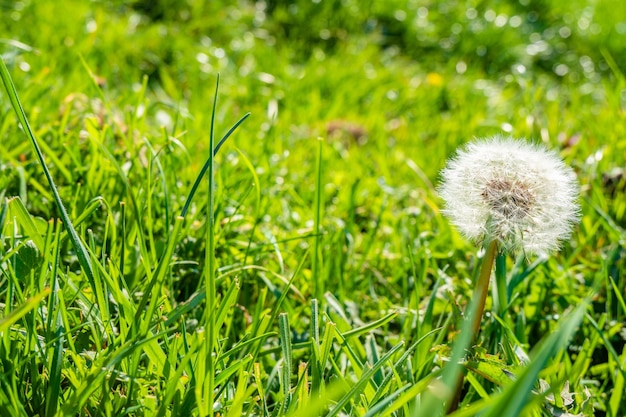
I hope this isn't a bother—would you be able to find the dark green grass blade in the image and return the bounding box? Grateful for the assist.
[44,221,64,417]
[0,56,94,283]
[180,111,250,218]
[279,313,293,413]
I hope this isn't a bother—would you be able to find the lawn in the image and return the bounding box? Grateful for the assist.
[0,0,625,416]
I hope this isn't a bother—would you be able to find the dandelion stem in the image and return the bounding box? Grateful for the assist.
[448,239,498,413]
[470,239,498,338]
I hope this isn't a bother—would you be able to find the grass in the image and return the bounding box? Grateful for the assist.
[1,0,625,416]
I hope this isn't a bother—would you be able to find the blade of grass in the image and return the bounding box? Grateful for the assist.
[253,362,269,416]
[295,362,310,411]
[0,288,50,333]
[155,335,199,417]
[341,311,398,339]
[279,312,293,414]
[6,197,45,250]
[214,278,240,334]
[310,299,323,400]
[199,74,220,416]
[44,220,64,417]
[312,137,324,300]
[286,377,349,417]
[493,252,507,316]
[0,56,94,283]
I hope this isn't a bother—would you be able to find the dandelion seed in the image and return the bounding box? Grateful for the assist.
[439,136,580,255]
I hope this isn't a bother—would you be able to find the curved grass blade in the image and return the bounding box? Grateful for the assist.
[180,111,251,218]
[0,56,94,283]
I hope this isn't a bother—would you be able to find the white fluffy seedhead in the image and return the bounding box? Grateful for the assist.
[439,136,580,255]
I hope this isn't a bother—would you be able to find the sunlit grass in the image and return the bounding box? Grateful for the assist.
[0,1,625,416]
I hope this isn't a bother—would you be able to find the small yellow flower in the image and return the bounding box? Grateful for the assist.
[426,72,444,86]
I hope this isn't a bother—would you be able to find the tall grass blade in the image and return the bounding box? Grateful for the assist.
[312,137,324,300]
[279,312,293,413]
[44,221,64,417]
[200,74,220,416]
[0,56,94,283]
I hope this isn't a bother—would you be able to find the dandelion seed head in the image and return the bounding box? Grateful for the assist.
[439,136,580,255]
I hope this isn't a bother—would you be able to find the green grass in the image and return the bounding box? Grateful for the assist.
[1,0,625,416]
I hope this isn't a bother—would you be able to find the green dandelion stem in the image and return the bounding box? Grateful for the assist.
[448,238,498,413]
[470,239,498,339]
